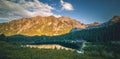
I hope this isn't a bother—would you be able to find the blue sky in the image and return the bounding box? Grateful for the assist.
[0,0,120,24]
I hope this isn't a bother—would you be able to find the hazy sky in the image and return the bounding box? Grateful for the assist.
[0,0,120,24]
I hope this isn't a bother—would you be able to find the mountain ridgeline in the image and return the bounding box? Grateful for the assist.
[0,16,87,36]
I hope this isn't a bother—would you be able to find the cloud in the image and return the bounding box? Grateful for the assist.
[60,0,74,11]
[0,0,60,21]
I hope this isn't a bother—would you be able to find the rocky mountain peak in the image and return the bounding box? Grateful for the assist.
[0,15,87,36]
[111,16,120,22]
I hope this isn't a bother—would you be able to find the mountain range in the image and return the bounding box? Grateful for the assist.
[0,16,87,36]
[0,15,119,37]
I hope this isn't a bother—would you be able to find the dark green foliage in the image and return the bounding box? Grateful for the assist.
[83,42,120,59]
[0,41,106,59]
[3,35,83,49]
[0,34,5,40]
[1,41,120,59]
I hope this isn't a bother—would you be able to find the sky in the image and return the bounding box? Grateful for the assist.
[0,0,120,24]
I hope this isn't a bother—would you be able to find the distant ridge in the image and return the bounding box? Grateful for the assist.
[111,16,120,22]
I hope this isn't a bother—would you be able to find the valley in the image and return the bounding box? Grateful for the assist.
[0,16,120,59]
